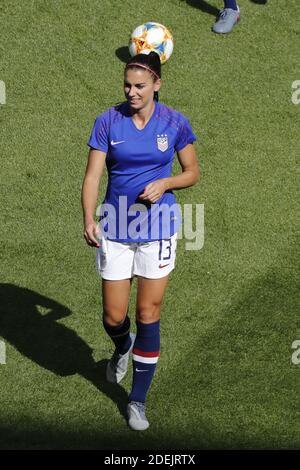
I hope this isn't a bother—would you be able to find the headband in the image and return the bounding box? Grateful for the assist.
[126,63,160,80]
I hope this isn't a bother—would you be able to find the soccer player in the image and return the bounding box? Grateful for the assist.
[82,52,199,431]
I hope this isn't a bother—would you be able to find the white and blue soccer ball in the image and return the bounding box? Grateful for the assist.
[129,22,174,64]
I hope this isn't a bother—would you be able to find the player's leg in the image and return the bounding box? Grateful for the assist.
[212,1,240,34]
[127,234,177,430]
[102,279,136,383]
[224,0,238,8]
[97,237,136,383]
[127,275,169,430]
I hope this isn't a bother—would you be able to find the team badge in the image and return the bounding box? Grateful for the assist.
[157,134,168,152]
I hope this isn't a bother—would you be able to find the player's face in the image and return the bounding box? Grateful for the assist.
[124,68,161,111]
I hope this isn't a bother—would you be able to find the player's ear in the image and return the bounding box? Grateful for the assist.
[154,78,161,92]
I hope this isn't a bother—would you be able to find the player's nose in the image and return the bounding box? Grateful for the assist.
[128,88,137,97]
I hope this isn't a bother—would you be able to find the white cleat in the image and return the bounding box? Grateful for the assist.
[212,7,240,34]
[127,401,149,431]
[106,333,136,384]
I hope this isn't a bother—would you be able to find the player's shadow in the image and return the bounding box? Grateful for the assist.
[185,0,268,16]
[0,283,128,420]
[185,0,219,17]
[115,46,131,64]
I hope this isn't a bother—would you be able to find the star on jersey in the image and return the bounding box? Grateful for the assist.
[157,134,168,152]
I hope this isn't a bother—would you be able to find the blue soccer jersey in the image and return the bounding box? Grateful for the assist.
[87,101,197,242]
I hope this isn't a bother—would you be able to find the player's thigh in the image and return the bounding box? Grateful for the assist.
[102,279,132,325]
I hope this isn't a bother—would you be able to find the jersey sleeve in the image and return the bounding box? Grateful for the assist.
[175,116,197,152]
[87,113,109,152]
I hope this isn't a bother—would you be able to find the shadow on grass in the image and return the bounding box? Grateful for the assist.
[185,0,268,17]
[185,0,219,17]
[0,284,128,420]
[0,417,196,450]
[115,46,131,64]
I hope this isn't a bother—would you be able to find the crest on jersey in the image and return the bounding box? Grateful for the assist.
[157,134,168,152]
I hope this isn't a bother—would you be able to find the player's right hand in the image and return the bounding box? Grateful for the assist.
[83,221,100,248]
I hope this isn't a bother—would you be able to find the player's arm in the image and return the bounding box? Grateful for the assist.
[139,143,199,203]
[81,148,106,247]
[165,143,199,190]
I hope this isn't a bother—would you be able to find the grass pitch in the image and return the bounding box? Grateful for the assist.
[0,0,299,449]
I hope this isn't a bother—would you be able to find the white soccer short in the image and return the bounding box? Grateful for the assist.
[96,233,178,280]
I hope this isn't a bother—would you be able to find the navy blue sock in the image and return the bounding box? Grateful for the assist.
[224,0,238,10]
[129,320,160,403]
[103,315,131,355]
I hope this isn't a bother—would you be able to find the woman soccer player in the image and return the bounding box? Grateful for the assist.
[82,51,199,431]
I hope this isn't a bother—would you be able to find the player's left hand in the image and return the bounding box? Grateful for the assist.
[139,179,168,203]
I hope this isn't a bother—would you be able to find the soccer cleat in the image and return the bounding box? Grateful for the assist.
[212,7,240,34]
[106,333,136,384]
[127,401,149,431]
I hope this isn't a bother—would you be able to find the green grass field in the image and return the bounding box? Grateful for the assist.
[0,0,299,450]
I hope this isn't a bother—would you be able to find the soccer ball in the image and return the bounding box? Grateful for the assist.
[129,22,174,64]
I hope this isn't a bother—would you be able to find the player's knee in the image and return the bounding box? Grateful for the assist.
[103,309,126,326]
[136,304,161,323]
